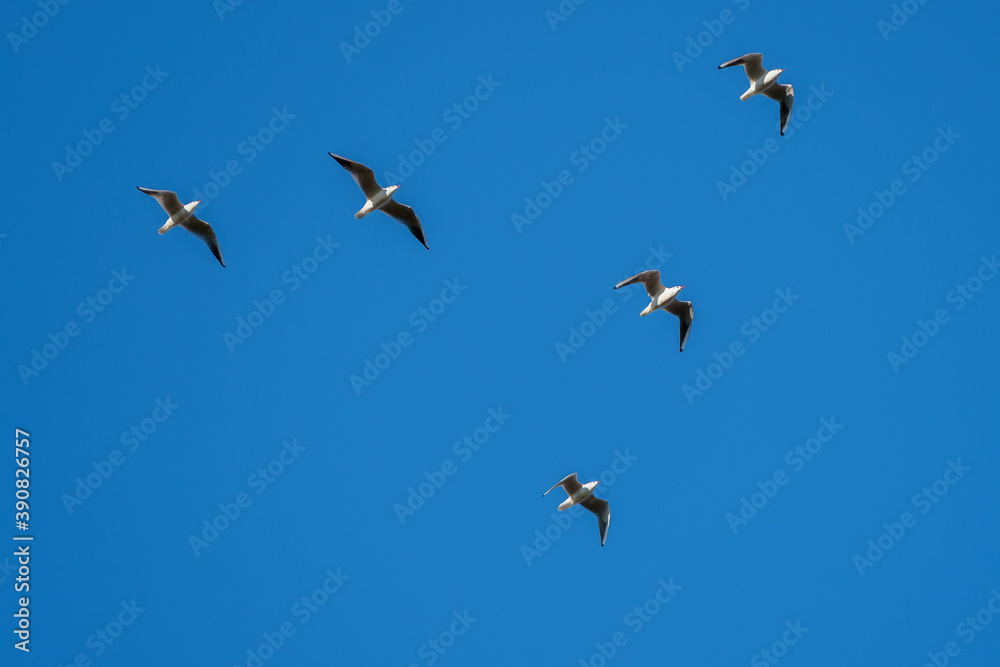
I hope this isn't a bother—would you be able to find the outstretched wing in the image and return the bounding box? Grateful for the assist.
[181,216,226,267]
[544,473,582,498]
[763,83,794,135]
[665,299,693,351]
[614,270,663,298]
[718,53,766,83]
[137,186,183,216]
[328,153,382,199]
[581,495,610,546]
[381,200,429,249]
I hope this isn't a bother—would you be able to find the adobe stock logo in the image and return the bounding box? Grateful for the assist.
[232,567,349,667]
[339,0,412,63]
[725,417,843,534]
[394,407,511,524]
[7,0,72,54]
[191,107,296,210]
[750,620,809,667]
[715,85,833,202]
[681,288,799,404]
[223,236,339,353]
[54,600,145,665]
[852,459,970,576]
[61,397,179,514]
[886,255,996,373]
[188,439,306,556]
[670,0,753,73]
[350,278,467,395]
[51,67,170,182]
[544,0,588,30]
[17,268,135,386]
[511,117,628,234]
[920,587,1000,667]
[877,0,930,40]
[576,577,682,666]
[406,610,477,667]
[382,76,501,186]
[843,127,959,243]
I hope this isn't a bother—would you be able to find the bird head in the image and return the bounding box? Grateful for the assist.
[388,185,401,196]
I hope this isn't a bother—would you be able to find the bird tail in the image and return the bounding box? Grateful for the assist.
[158,221,174,235]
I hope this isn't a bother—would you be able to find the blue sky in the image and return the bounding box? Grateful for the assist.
[3,0,999,665]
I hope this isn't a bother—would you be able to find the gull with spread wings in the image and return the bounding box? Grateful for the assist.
[328,153,429,249]
[718,52,794,136]
[614,270,693,352]
[137,187,225,267]
[544,473,610,547]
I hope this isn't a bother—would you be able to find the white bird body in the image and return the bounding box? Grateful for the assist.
[355,186,401,219]
[615,270,693,351]
[719,53,795,135]
[158,200,200,234]
[544,473,610,546]
[329,153,429,248]
[137,187,226,267]
[740,68,784,101]
[557,481,599,511]
[640,285,685,317]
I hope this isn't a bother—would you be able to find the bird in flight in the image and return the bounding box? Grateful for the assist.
[544,473,610,547]
[328,153,429,249]
[614,270,693,352]
[137,187,225,267]
[718,52,795,136]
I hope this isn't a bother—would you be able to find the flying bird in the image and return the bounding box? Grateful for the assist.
[328,153,428,249]
[718,53,794,136]
[614,270,693,352]
[544,473,610,547]
[137,187,225,267]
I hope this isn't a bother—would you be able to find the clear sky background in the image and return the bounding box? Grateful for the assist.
[3,0,999,665]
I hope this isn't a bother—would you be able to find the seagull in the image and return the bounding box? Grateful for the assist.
[718,53,794,136]
[544,473,610,547]
[136,187,225,267]
[614,270,693,352]
[328,153,429,249]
